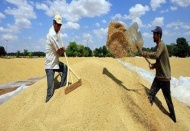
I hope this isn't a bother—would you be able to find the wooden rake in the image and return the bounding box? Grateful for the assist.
[58,32,82,94]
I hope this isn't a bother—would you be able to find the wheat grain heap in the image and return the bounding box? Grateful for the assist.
[106,21,143,58]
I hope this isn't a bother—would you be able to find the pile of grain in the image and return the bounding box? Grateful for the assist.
[1,57,190,130]
[106,21,143,57]
[106,21,129,58]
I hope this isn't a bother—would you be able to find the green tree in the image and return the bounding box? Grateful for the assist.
[102,46,108,57]
[102,45,112,57]
[166,43,178,57]
[93,46,112,57]
[166,44,172,57]
[176,37,189,57]
[93,48,99,57]
[0,46,6,56]
[66,42,78,57]
[84,47,92,57]
[16,50,20,58]
[23,49,28,57]
[33,51,45,57]
[77,45,84,57]
[98,47,103,57]
[28,52,33,58]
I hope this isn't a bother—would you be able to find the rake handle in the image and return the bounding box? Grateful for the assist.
[144,57,151,65]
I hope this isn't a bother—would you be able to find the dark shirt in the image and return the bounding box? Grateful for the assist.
[143,41,171,81]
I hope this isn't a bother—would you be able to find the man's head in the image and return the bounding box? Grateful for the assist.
[53,14,62,33]
[151,26,162,43]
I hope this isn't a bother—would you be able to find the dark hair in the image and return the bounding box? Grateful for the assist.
[159,33,162,39]
[157,33,162,39]
[155,32,162,39]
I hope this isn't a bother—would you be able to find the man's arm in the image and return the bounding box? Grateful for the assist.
[56,47,66,56]
[136,45,156,70]
[49,33,66,56]
[139,43,164,59]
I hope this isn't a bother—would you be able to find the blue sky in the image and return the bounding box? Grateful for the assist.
[0,0,190,53]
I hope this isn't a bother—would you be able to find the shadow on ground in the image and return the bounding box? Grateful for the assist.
[102,67,140,93]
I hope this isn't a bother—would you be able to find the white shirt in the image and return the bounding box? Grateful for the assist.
[45,26,61,69]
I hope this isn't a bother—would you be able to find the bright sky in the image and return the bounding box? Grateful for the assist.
[0,0,190,52]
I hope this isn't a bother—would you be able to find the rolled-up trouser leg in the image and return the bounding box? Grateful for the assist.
[161,81,176,122]
[45,69,55,102]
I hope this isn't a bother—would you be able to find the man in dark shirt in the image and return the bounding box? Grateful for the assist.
[139,26,176,123]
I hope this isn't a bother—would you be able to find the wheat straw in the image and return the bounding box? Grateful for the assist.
[106,21,143,57]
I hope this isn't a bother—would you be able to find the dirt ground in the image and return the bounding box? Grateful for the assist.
[0,57,190,130]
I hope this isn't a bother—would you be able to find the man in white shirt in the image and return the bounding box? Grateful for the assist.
[45,14,67,103]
